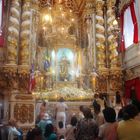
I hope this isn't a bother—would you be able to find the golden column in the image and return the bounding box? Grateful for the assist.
[95,0,105,69]
[7,0,21,64]
[19,0,31,65]
[107,0,119,68]
[106,0,122,92]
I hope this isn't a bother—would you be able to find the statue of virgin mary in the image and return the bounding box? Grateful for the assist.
[59,55,70,81]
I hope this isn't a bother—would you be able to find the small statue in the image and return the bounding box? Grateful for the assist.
[59,55,70,81]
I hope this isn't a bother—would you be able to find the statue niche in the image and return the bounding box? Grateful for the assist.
[59,55,71,81]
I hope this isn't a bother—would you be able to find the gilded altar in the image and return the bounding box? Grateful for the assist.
[0,0,123,127]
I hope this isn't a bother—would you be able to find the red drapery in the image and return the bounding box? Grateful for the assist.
[120,12,125,52]
[120,0,139,52]
[130,1,139,43]
[0,0,4,47]
[125,77,140,101]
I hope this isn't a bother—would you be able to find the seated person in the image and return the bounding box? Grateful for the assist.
[37,113,52,140]
[44,123,57,140]
[26,125,42,140]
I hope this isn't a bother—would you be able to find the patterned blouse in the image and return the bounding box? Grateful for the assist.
[75,118,98,140]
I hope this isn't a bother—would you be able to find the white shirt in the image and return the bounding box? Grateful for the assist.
[8,127,21,140]
[56,102,68,112]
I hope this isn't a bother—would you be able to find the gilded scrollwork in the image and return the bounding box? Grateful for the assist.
[2,66,18,90]
[15,95,33,100]
[14,104,20,121]
[19,104,29,123]
[109,76,122,91]
[0,65,31,92]
[28,104,34,123]
[96,77,107,93]
[14,103,34,124]
[0,68,7,89]
[18,76,29,92]
[17,66,30,92]
[109,68,122,91]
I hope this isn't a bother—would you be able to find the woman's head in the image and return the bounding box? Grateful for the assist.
[83,107,93,119]
[70,116,78,126]
[79,105,84,112]
[103,107,116,123]
[44,123,54,137]
[117,108,124,121]
[122,104,139,121]
[93,103,101,114]
[8,118,17,127]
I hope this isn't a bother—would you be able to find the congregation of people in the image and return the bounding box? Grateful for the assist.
[1,92,140,140]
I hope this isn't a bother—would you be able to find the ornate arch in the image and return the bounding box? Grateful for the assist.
[38,0,85,14]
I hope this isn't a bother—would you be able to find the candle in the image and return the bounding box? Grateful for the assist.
[41,76,44,89]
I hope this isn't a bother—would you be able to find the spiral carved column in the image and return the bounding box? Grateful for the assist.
[7,0,21,64]
[107,0,118,68]
[107,0,122,92]
[19,0,31,65]
[95,0,105,69]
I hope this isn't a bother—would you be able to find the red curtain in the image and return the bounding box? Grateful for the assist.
[120,12,125,52]
[130,1,139,44]
[119,0,139,52]
[125,77,140,101]
[0,0,4,47]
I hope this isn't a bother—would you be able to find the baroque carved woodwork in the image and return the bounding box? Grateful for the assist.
[0,65,30,93]
[15,95,33,100]
[0,0,123,99]
[39,0,80,13]
[96,77,107,93]
[14,103,34,124]
[109,68,122,91]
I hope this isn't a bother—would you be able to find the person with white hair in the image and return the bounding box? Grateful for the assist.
[8,118,22,140]
[37,113,52,140]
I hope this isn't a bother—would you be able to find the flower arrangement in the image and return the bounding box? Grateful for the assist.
[36,86,93,101]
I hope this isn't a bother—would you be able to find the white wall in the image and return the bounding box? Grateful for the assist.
[135,0,140,41]
[124,0,140,69]
[124,43,140,68]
